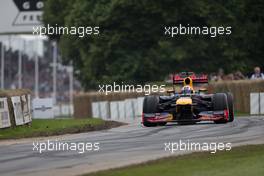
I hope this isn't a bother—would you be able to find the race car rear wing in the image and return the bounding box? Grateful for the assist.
[172,72,208,84]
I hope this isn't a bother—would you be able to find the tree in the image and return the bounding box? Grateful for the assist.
[43,0,264,89]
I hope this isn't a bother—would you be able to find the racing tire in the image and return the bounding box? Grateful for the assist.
[213,93,228,124]
[159,122,167,126]
[226,92,234,122]
[142,96,160,127]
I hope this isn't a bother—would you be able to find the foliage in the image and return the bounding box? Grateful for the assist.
[43,0,264,89]
[84,144,264,176]
[0,118,104,139]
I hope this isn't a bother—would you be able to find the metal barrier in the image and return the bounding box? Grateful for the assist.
[250,93,264,115]
[32,97,74,119]
[91,97,144,122]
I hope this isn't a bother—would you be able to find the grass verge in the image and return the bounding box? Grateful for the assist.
[235,111,249,116]
[0,118,124,140]
[84,144,264,176]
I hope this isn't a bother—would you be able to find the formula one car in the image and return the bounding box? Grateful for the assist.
[142,72,234,127]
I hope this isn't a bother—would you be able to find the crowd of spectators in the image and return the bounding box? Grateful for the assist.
[210,66,264,82]
[250,67,264,79]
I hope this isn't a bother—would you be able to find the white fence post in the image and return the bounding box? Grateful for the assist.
[92,102,100,118]
[110,101,119,120]
[250,93,260,115]
[0,98,11,128]
[11,96,24,125]
[91,96,145,122]
[260,93,264,115]
[118,101,125,121]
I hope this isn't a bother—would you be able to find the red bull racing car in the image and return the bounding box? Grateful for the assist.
[142,72,234,127]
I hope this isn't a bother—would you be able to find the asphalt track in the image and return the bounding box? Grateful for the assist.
[0,116,264,176]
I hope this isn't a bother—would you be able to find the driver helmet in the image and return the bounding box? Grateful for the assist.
[181,85,193,94]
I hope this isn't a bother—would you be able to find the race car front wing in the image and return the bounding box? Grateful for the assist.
[142,110,229,123]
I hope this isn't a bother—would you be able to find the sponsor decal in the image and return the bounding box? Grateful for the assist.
[12,0,43,26]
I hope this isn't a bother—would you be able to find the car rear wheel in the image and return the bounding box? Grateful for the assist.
[213,93,228,124]
[226,92,234,122]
